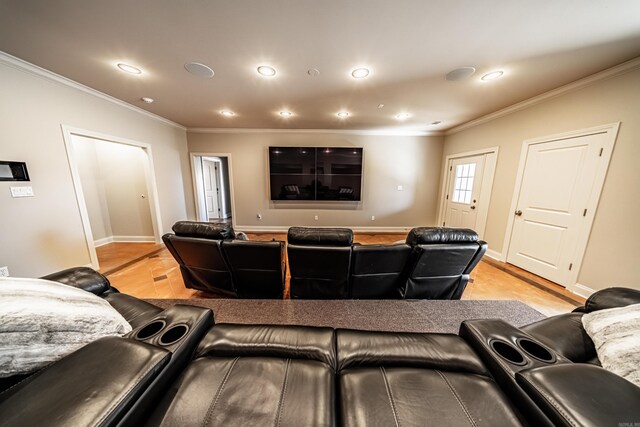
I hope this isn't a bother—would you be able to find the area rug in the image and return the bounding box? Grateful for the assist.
[144,299,546,334]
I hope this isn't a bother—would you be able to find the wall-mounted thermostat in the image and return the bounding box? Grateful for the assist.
[0,161,30,181]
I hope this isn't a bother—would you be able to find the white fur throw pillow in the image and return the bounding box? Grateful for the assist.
[582,303,640,387]
[0,277,132,378]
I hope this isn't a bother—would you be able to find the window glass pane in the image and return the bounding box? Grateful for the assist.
[469,163,476,177]
[462,164,469,176]
[464,191,472,204]
[466,176,474,191]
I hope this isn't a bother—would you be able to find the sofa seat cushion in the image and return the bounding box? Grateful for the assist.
[582,302,640,387]
[339,367,521,427]
[0,277,132,378]
[157,356,335,427]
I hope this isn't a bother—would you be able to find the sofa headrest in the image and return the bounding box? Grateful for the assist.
[196,324,337,369]
[406,227,478,246]
[287,227,353,247]
[172,221,235,240]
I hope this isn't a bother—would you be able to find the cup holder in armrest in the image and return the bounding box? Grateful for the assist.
[490,340,527,366]
[159,324,189,346]
[136,320,166,340]
[517,338,556,363]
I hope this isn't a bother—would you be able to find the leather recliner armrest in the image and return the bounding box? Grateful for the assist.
[40,266,115,296]
[516,364,640,427]
[0,336,170,426]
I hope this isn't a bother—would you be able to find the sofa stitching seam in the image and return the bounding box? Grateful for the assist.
[380,367,401,427]
[202,357,239,427]
[436,370,477,427]
[519,376,577,427]
[273,358,291,427]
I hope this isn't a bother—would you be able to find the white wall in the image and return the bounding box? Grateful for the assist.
[442,66,640,292]
[187,132,444,229]
[72,135,155,243]
[0,56,193,277]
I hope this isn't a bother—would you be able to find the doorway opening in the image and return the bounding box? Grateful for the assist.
[437,147,499,240]
[62,126,163,272]
[191,153,234,226]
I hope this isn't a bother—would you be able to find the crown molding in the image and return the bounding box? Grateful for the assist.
[0,50,186,131]
[187,127,444,136]
[445,56,640,135]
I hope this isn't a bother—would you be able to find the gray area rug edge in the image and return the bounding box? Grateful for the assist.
[143,299,546,334]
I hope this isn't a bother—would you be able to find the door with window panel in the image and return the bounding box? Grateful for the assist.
[444,155,485,230]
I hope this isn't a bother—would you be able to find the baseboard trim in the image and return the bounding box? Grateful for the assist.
[485,249,504,261]
[94,235,155,246]
[569,282,597,299]
[235,225,415,234]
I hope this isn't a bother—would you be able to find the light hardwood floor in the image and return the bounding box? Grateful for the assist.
[101,236,584,316]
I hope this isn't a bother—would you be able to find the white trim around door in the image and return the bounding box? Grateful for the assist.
[190,152,237,230]
[61,125,164,270]
[501,122,620,294]
[437,147,499,240]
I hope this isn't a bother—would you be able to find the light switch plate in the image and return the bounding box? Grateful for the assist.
[397,185,403,191]
[10,186,34,198]
[0,266,9,277]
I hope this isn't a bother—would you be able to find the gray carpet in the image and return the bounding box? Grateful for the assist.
[144,299,546,334]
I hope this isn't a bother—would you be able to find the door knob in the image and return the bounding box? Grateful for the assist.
[470,206,476,210]
[515,210,522,216]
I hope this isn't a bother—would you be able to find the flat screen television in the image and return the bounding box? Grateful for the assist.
[269,147,363,201]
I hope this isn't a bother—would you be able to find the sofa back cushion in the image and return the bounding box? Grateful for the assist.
[350,244,411,299]
[222,240,285,298]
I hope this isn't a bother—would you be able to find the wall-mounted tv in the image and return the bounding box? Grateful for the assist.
[269,147,363,201]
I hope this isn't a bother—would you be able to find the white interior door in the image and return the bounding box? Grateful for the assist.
[507,133,605,285]
[444,155,485,229]
[202,160,220,219]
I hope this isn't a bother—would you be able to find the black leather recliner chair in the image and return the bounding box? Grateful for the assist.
[403,227,487,299]
[162,221,236,296]
[163,221,286,298]
[287,227,353,299]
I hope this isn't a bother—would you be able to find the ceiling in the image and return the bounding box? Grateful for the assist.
[1,0,639,131]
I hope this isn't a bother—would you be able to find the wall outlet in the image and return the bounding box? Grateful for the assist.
[314,215,319,221]
[371,215,375,221]
[257,213,262,220]
[10,186,34,198]
[0,266,9,277]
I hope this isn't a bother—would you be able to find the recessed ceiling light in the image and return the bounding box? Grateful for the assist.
[307,68,320,76]
[184,62,215,78]
[279,111,293,117]
[116,63,142,75]
[481,70,504,81]
[351,68,370,79]
[377,104,385,109]
[141,97,154,104]
[220,110,235,117]
[430,120,442,125]
[337,111,349,118]
[257,65,276,77]
[395,113,411,120]
[445,67,476,81]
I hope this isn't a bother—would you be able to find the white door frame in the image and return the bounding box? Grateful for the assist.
[437,146,499,239]
[501,122,620,292]
[190,152,237,229]
[61,125,164,270]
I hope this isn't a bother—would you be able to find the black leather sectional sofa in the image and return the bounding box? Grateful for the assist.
[1,267,638,426]
[162,222,487,300]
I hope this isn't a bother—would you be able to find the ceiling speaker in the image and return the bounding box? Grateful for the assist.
[446,67,476,81]
[184,62,215,78]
